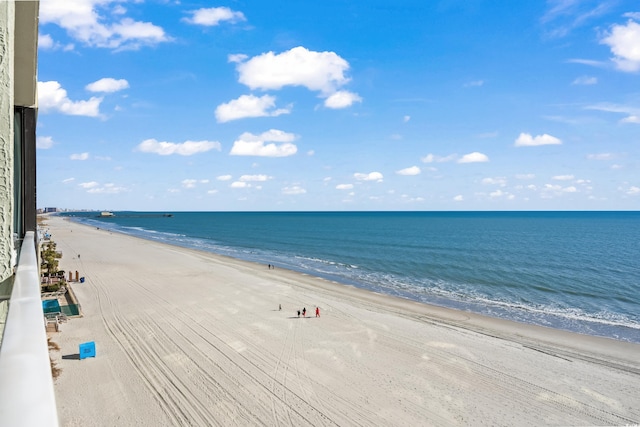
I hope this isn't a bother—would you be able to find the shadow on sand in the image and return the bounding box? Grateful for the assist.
[62,353,80,360]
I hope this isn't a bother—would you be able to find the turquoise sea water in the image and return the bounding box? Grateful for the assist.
[61,211,640,343]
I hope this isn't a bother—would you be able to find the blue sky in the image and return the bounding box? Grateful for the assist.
[36,0,640,211]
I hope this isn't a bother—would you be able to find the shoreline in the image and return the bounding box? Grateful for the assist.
[61,213,640,345]
[44,214,640,426]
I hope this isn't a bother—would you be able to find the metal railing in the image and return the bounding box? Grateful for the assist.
[0,231,59,426]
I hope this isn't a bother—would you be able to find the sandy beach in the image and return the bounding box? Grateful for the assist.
[45,215,640,426]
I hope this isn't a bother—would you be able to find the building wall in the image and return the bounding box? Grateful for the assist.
[0,0,15,283]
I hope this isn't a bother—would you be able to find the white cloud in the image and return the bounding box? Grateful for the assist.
[230,181,249,189]
[489,190,514,200]
[86,77,129,93]
[421,153,457,163]
[354,172,383,182]
[39,34,54,49]
[239,174,272,182]
[396,166,420,176]
[626,186,640,195]
[215,94,290,122]
[235,46,351,95]
[453,195,464,201]
[403,115,411,123]
[324,91,362,109]
[217,175,232,181]
[514,132,562,147]
[79,181,99,189]
[136,139,221,156]
[70,152,89,160]
[553,174,575,181]
[482,177,507,186]
[182,7,246,26]
[63,178,75,184]
[587,153,613,160]
[282,185,306,195]
[572,75,597,85]
[39,0,171,51]
[601,20,640,72]
[86,182,128,194]
[458,152,489,163]
[182,179,197,189]
[38,81,103,117]
[621,115,640,123]
[585,102,640,123]
[566,58,608,68]
[230,129,298,157]
[336,184,353,190]
[37,136,54,149]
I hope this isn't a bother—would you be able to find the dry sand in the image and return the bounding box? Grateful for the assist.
[45,215,640,426]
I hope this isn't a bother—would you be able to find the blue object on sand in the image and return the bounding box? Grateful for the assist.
[79,341,96,359]
[80,277,85,283]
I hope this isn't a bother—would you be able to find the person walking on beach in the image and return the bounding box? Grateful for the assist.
[297,310,300,318]
[302,307,306,317]
[315,307,320,317]
[279,304,282,311]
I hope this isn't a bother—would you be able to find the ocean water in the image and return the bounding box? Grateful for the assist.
[60,211,640,343]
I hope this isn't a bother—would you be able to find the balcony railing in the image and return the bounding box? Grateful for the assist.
[0,231,59,426]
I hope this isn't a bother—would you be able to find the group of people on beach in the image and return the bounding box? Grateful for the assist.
[295,307,320,318]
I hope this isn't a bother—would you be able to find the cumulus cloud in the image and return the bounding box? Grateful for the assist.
[621,115,640,123]
[336,184,353,190]
[37,136,55,149]
[38,81,103,117]
[230,129,298,157]
[235,46,350,93]
[136,139,221,156]
[553,174,575,181]
[230,181,249,189]
[601,19,640,72]
[182,179,197,189]
[421,153,457,163]
[403,115,411,123]
[70,152,90,160]
[79,181,99,189]
[354,172,383,182]
[217,175,232,181]
[453,195,464,201]
[626,186,640,195]
[239,174,272,182]
[514,133,562,147]
[282,185,306,195]
[38,34,55,49]
[324,91,362,109]
[396,166,420,176]
[482,177,507,186]
[86,77,129,93]
[232,46,360,105]
[458,152,489,163]
[215,94,291,122]
[182,7,246,26]
[39,0,171,51]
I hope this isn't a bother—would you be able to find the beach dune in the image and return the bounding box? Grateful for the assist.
[46,216,640,426]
